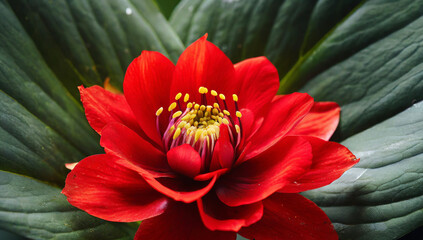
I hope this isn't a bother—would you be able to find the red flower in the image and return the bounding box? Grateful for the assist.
[62,35,358,240]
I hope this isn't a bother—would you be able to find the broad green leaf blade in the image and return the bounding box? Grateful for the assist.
[0,0,100,184]
[0,229,28,240]
[0,0,184,238]
[154,0,181,19]
[301,12,423,139]
[170,0,362,79]
[283,0,423,93]
[7,0,184,94]
[0,170,137,240]
[303,101,423,240]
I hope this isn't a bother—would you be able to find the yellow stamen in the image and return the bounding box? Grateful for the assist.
[200,105,206,111]
[168,102,177,112]
[175,93,182,100]
[177,121,186,129]
[213,103,220,109]
[235,125,240,133]
[232,94,238,102]
[236,111,242,118]
[219,93,226,100]
[211,90,218,96]
[156,107,163,116]
[223,110,230,116]
[195,129,203,142]
[184,93,190,102]
[194,104,200,110]
[187,102,193,108]
[222,118,229,124]
[172,111,182,118]
[173,128,181,139]
[199,86,208,94]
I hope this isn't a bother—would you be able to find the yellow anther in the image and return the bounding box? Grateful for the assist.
[184,93,190,102]
[173,128,181,139]
[235,125,240,133]
[219,113,224,117]
[175,93,182,100]
[219,93,226,100]
[194,104,200,110]
[170,125,175,132]
[172,111,182,118]
[223,110,230,116]
[181,114,190,121]
[195,129,203,142]
[194,121,199,127]
[211,90,218,96]
[212,109,219,115]
[202,121,208,126]
[200,105,206,111]
[208,120,215,124]
[232,94,238,102]
[168,102,177,112]
[184,123,191,129]
[236,111,242,118]
[213,103,220,109]
[205,111,211,117]
[199,86,208,94]
[222,118,229,124]
[177,121,186,129]
[187,102,193,108]
[206,106,212,112]
[198,110,204,118]
[207,128,214,135]
[155,107,163,116]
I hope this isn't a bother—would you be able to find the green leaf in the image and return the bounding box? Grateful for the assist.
[154,0,181,19]
[300,3,423,139]
[0,0,100,184]
[0,170,137,240]
[170,0,361,80]
[0,0,185,238]
[303,101,423,240]
[7,0,184,95]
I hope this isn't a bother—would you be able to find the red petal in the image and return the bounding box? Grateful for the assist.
[100,122,172,178]
[135,202,236,240]
[142,173,217,204]
[78,85,143,136]
[197,192,263,232]
[288,102,340,140]
[167,144,202,178]
[280,136,359,193]
[124,51,175,146]
[245,93,314,159]
[239,193,338,240]
[65,162,78,170]
[210,124,235,171]
[216,136,313,207]
[171,34,236,105]
[234,57,279,115]
[62,154,168,222]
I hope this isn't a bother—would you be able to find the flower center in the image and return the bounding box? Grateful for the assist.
[155,86,243,170]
